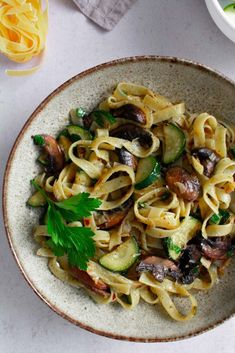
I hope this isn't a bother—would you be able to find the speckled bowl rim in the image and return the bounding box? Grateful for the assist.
[2,55,235,343]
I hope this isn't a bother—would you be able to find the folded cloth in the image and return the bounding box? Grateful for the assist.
[73,0,137,30]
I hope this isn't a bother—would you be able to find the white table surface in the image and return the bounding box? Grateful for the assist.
[1,0,235,352]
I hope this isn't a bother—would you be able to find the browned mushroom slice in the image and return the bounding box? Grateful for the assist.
[111,104,146,125]
[165,166,200,201]
[70,267,110,297]
[110,123,152,148]
[136,256,180,282]
[33,134,65,174]
[200,236,232,260]
[178,244,201,284]
[94,199,133,230]
[118,148,138,171]
[192,148,220,177]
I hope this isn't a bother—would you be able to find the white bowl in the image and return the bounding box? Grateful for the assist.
[205,0,235,42]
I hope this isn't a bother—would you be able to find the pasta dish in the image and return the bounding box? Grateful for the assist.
[27,82,235,321]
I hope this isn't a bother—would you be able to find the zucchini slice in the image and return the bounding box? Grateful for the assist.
[27,191,47,207]
[163,123,185,164]
[99,237,140,272]
[67,125,92,142]
[135,156,161,189]
[163,217,201,260]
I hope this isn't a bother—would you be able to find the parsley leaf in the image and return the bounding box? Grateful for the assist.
[30,180,100,270]
[55,192,102,222]
[46,203,95,270]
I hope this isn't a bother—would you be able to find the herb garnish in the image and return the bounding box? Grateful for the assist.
[31,180,102,270]
[164,238,182,256]
[76,107,86,118]
[209,209,230,225]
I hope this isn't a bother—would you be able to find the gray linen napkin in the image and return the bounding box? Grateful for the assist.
[73,0,137,30]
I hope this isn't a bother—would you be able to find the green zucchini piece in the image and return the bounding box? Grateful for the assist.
[135,156,161,189]
[27,191,47,207]
[67,125,92,142]
[163,123,186,164]
[57,128,70,139]
[164,217,201,260]
[99,237,140,272]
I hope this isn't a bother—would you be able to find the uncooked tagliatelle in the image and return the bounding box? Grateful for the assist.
[0,0,48,75]
[27,82,235,321]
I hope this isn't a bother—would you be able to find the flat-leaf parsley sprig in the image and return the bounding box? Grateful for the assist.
[31,180,102,270]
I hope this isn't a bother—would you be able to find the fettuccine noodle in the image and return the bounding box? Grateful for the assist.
[0,0,48,75]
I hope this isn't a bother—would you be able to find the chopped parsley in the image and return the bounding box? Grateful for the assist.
[209,209,230,225]
[76,107,86,118]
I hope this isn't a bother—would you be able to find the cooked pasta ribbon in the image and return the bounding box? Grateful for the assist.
[139,273,197,321]
[0,0,48,75]
[134,187,180,229]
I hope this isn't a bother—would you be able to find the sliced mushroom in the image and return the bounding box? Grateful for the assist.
[199,236,232,260]
[136,256,180,282]
[165,166,200,201]
[94,198,133,230]
[33,134,65,174]
[178,244,201,284]
[111,104,146,125]
[192,148,220,177]
[110,123,152,148]
[118,148,138,170]
[69,267,110,297]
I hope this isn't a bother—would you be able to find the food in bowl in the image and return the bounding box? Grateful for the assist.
[27,82,235,322]
[223,2,235,25]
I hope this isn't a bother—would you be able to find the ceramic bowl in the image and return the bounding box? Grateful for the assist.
[205,0,235,43]
[3,56,235,342]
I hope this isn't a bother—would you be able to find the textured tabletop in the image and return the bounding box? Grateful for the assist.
[1,0,235,352]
